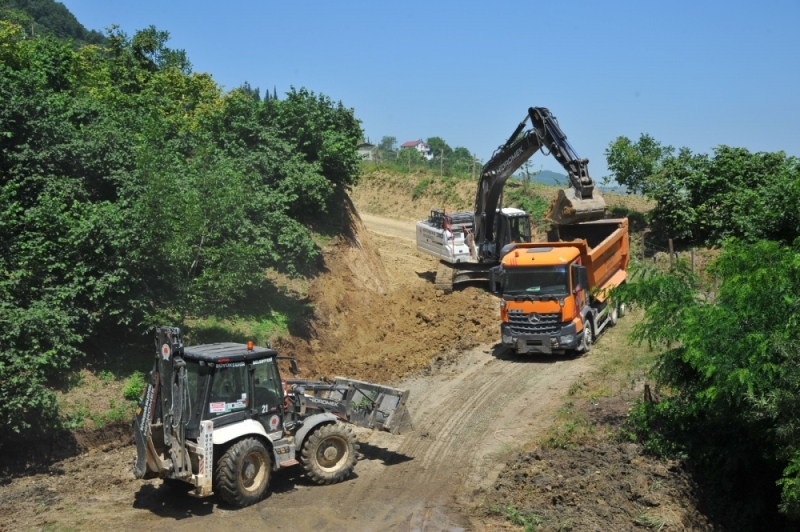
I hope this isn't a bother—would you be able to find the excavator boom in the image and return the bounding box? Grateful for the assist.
[475,107,606,245]
[527,107,607,224]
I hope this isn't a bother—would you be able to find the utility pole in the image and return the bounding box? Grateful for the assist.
[472,154,476,180]
[440,149,444,176]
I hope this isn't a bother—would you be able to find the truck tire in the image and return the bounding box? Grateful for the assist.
[618,302,626,318]
[300,422,358,485]
[609,305,619,327]
[215,437,271,507]
[579,319,594,353]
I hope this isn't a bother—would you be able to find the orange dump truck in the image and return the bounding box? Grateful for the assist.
[491,218,629,355]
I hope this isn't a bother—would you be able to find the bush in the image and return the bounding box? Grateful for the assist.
[618,239,800,528]
[123,371,146,402]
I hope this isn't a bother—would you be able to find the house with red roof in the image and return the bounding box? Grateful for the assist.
[400,139,433,161]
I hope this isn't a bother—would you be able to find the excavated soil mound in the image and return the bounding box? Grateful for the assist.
[277,192,499,383]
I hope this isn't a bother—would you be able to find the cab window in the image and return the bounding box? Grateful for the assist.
[252,358,282,412]
[208,362,249,417]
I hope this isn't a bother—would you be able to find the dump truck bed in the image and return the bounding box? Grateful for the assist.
[546,218,629,294]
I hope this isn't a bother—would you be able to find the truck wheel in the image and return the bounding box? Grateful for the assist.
[609,305,619,327]
[618,302,626,318]
[215,438,271,507]
[301,422,358,485]
[579,319,594,353]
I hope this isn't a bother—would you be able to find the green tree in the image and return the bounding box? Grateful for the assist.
[426,136,452,160]
[605,133,673,195]
[0,20,363,434]
[378,135,396,152]
[605,134,800,243]
[621,240,800,528]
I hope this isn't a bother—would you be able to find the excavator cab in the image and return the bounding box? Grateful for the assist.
[496,208,532,247]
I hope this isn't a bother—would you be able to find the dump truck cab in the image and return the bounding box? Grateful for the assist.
[492,219,629,355]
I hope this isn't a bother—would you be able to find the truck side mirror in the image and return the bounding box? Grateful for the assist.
[571,264,589,293]
[490,265,504,296]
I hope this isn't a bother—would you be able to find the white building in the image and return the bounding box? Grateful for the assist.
[400,139,433,161]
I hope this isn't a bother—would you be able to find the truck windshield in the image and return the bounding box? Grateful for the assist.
[504,266,568,296]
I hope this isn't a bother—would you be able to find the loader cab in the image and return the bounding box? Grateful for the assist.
[181,343,287,440]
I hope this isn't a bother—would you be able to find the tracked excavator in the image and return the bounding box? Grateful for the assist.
[133,327,411,508]
[415,106,607,291]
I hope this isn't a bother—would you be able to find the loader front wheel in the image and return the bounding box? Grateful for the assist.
[215,438,271,507]
[301,422,358,485]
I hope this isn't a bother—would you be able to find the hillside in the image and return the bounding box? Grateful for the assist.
[2,0,105,44]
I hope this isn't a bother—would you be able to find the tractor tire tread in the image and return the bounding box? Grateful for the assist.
[214,437,271,507]
[300,422,359,485]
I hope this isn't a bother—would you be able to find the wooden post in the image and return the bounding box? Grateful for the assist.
[691,248,695,273]
[668,238,674,267]
[440,148,444,176]
[472,154,476,180]
[407,149,411,172]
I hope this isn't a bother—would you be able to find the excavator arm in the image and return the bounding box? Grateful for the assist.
[473,107,607,259]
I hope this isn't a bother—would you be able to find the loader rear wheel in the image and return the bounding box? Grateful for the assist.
[301,422,358,485]
[215,438,271,507]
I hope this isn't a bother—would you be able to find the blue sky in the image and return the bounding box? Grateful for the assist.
[63,0,799,178]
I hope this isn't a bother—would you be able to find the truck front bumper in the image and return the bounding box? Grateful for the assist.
[501,321,578,355]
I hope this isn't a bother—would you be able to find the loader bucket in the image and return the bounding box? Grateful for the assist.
[546,188,607,225]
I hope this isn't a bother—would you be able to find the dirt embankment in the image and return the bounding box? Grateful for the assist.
[276,193,499,384]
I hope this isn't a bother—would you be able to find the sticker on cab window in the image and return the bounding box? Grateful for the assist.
[209,402,226,413]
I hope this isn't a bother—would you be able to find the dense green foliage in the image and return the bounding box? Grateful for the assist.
[1,0,105,45]
[606,134,800,244]
[620,240,800,528]
[0,20,362,433]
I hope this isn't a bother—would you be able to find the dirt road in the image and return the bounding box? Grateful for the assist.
[1,213,606,532]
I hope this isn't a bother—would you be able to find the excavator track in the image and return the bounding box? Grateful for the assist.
[435,262,454,293]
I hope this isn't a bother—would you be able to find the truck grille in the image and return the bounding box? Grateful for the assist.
[507,310,561,335]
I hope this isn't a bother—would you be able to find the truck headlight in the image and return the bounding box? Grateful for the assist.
[560,334,575,345]
[502,335,513,345]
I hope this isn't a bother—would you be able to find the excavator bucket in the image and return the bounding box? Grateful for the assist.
[546,188,607,225]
